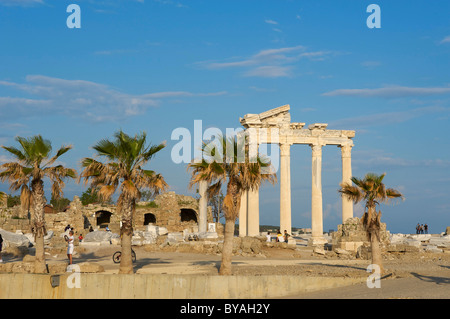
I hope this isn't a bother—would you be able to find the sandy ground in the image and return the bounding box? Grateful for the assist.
[40,242,450,299]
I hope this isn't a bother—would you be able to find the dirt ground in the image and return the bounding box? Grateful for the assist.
[40,242,450,299]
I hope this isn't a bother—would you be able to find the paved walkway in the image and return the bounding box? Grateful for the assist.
[283,271,450,299]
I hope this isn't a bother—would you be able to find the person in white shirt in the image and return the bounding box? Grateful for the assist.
[66,230,74,265]
[266,232,271,242]
[277,231,285,242]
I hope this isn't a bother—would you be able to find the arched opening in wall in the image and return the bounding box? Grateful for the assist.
[180,208,198,223]
[144,213,156,225]
[96,210,112,228]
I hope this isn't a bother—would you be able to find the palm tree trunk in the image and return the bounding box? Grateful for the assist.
[365,206,384,274]
[31,179,47,273]
[219,181,241,275]
[119,196,135,274]
[370,231,384,274]
[219,218,235,275]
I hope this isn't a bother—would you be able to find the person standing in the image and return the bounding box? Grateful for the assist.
[283,230,290,243]
[65,230,74,265]
[424,224,428,234]
[0,234,3,263]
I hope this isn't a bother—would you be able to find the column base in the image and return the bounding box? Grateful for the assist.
[308,236,328,247]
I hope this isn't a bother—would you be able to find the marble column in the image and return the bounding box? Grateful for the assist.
[247,188,260,236]
[239,190,248,237]
[340,144,353,223]
[279,143,292,235]
[198,180,208,233]
[309,143,326,246]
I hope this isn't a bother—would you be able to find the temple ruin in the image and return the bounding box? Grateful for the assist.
[236,104,355,245]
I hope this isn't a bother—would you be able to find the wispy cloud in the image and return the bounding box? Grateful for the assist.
[265,19,278,25]
[244,66,291,78]
[0,0,44,6]
[152,0,187,8]
[323,85,450,98]
[439,36,450,44]
[197,45,332,78]
[329,105,448,129]
[353,149,450,170]
[361,60,382,68]
[0,75,226,122]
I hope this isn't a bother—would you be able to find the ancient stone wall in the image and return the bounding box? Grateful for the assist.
[332,217,390,252]
[0,191,216,236]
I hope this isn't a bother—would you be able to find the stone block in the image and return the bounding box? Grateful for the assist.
[198,232,218,239]
[0,228,31,248]
[48,262,69,274]
[387,244,419,253]
[77,262,105,273]
[167,232,184,243]
[425,245,443,253]
[334,248,351,255]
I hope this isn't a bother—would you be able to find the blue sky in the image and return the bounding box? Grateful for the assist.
[0,0,449,234]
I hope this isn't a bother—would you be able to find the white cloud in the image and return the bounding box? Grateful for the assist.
[361,61,382,68]
[354,153,450,169]
[323,86,450,98]
[265,19,278,25]
[0,75,226,122]
[329,105,448,129]
[244,66,291,78]
[153,0,187,7]
[198,45,332,78]
[0,0,44,6]
[439,36,450,44]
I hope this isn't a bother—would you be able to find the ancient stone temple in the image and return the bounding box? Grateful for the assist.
[237,104,355,245]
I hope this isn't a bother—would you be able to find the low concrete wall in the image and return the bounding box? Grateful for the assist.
[0,273,366,299]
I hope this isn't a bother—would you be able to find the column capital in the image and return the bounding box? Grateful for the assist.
[310,143,323,157]
[279,143,291,156]
[339,144,353,158]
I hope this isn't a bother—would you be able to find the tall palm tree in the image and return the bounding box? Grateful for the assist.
[339,172,403,273]
[79,130,167,274]
[0,135,77,273]
[188,134,276,275]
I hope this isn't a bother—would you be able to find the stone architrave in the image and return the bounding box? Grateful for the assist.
[239,104,355,244]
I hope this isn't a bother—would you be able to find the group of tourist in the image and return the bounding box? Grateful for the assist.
[266,230,290,243]
[416,223,429,234]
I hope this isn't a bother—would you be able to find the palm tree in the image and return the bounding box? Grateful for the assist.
[0,135,77,273]
[79,130,167,274]
[339,172,403,273]
[188,134,276,275]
